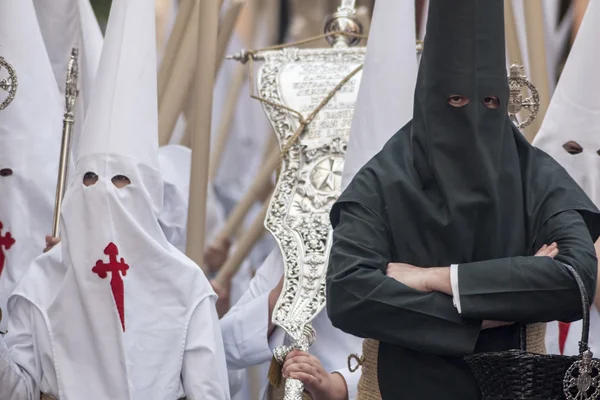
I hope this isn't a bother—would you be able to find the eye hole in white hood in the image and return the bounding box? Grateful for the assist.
[0,168,13,177]
[111,175,131,188]
[563,141,583,155]
[83,171,99,186]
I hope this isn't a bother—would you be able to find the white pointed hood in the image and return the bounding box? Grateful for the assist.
[0,0,62,331]
[33,0,103,162]
[533,0,600,357]
[11,0,214,397]
[341,0,418,190]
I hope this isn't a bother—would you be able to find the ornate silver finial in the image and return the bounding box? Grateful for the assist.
[226,49,259,64]
[0,56,17,110]
[51,48,80,238]
[508,64,540,130]
[324,0,363,48]
[64,48,79,116]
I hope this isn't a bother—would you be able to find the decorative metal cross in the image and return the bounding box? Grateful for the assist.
[0,56,18,111]
[507,64,540,130]
[0,221,15,277]
[92,242,129,331]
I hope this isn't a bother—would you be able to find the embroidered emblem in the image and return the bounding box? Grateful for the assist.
[0,221,15,276]
[0,56,18,110]
[92,243,129,331]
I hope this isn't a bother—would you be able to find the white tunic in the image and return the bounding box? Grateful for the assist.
[221,249,363,400]
[0,248,230,400]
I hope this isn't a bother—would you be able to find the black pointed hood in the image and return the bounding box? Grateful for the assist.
[334,0,600,264]
[412,0,513,223]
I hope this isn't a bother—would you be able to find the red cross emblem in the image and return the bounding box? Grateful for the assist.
[92,243,129,331]
[0,221,15,277]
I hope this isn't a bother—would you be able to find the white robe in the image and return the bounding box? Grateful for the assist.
[221,249,363,400]
[0,246,230,400]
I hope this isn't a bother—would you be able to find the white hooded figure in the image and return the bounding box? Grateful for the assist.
[533,0,600,357]
[33,0,103,165]
[219,2,418,399]
[158,144,226,253]
[0,0,230,398]
[0,0,62,333]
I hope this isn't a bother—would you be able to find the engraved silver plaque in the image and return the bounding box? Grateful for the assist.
[257,46,365,399]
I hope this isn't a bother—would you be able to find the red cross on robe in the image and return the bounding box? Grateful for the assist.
[92,242,129,331]
[0,221,15,277]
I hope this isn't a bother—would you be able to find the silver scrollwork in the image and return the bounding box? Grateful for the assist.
[258,45,365,400]
[0,56,18,110]
[508,63,540,130]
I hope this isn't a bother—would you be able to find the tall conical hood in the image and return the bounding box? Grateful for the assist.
[0,0,62,331]
[412,0,514,218]
[534,0,600,206]
[33,0,103,164]
[33,0,103,104]
[416,0,507,108]
[341,0,418,191]
[7,0,218,397]
[77,0,160,174]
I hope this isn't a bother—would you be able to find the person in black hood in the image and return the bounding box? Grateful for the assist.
[326,0,600,398]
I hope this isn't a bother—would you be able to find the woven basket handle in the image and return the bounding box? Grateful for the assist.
[561,263,590,354]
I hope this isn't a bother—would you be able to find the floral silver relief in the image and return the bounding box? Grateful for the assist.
[256,46,365,399]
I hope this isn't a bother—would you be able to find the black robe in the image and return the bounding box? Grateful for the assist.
[328,126,599,398]
[325,0,600,398]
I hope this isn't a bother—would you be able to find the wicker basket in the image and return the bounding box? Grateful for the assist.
[465,264,600,399]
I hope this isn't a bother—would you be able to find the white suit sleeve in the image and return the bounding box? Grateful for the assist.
[220,250,285,370]
[182,295,231,400]
[0,298,39,400]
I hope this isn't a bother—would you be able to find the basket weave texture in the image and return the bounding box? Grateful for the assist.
[354,323,547,400]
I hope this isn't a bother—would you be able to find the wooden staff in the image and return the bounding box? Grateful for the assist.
[504,0,524,66]
[179,0,248,147]
[231,131,278,239]
[158,0,199,146]
[158,0,195,102]
[211,147,279,248]
[186,0,220,271]
[261,0,281,45]
[213,197,270,286]
[523,0,550,142]
[216,0,245,73]
[208,64,246,180]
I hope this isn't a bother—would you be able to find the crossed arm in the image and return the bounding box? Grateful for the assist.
[326,203,597,357]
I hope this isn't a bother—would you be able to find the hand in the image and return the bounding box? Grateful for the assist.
[43,236,60,253]
[210,279,231,318]
[204,237,231,274]
[282,350,347,400]
[535,242,558,258]
[386,262,432,292]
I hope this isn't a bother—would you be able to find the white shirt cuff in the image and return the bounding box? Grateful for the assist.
[450,264,461,314]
